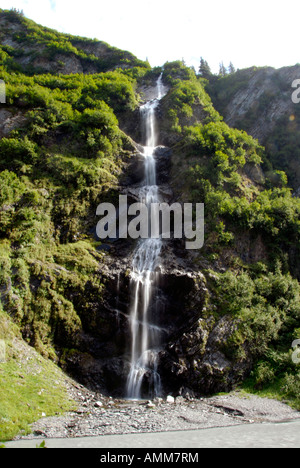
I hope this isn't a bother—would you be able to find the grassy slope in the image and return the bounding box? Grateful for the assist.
[0,308,77,441]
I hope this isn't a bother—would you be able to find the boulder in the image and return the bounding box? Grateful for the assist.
[166,395,175,404]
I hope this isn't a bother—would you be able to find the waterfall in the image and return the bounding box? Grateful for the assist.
[126,74,167,400]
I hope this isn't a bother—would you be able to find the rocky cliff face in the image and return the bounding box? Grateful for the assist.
[209,65,300,189]
[57,113,258,397]
[217,66,300,141]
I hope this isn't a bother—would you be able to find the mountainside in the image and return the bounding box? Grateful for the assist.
[0,9,148,75]
[1,9,300,440]
[208,65,300,190]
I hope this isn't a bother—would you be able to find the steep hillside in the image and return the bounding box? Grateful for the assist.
[0,10,153,439]
[207,65,300,190]
[0,9,148,75]
[154,62,300,400]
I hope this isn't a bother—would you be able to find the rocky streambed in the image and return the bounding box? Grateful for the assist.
[13,379,300,441]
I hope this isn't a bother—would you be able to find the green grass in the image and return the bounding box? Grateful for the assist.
[241,374,300,411]
[0,319,77,441]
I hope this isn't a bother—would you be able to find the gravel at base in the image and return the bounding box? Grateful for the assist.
[14,381,300,440]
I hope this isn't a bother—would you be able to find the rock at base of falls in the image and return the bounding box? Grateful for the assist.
[166,395,175,404]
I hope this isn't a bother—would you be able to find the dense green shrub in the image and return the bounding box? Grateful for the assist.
[163,61,196,85]
[0,170,26,205]
[160,63,220,134]
[76,72,138,114]
[208,267,300,359]
[0,137,38,165]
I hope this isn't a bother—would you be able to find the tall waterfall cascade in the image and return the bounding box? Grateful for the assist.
[126,75,168,399]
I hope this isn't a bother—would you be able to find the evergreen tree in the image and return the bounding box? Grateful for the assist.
[199,57,212,79]
[219,61,227,77]
[228,61,236,74]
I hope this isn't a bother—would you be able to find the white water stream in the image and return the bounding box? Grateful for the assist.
[126,75,167,399]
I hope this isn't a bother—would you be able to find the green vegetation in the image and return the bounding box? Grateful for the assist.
[161,61,300,407]
[0,33,148,240]
[0,352,75,441]
[165,62,300,273]
[0,9,150,440]
[160,61,220,136]
[0,8,149,75]
[202,265,300,409]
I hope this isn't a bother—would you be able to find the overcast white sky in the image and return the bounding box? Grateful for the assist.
[1,0,299,73]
